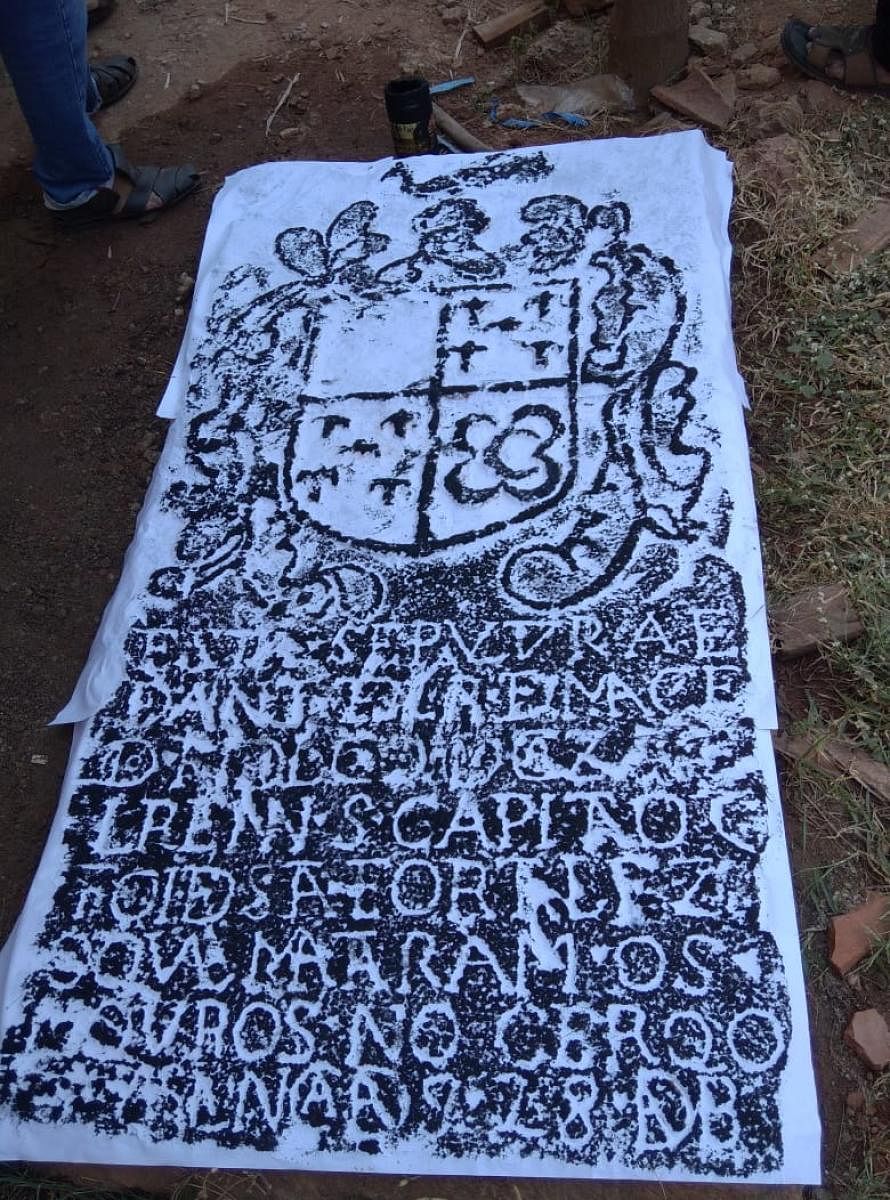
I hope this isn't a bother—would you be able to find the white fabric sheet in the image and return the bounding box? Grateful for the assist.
[0,134,819,1183]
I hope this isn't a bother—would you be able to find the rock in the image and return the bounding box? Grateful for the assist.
[846,1089,866,1112]
[770,583,864,659]
[844,1009,890,1071]
[690,0,710,19]
[186,81,203,101]
[713,69,737,108]
[747,95,803,137]
[651,66,735,129]
[688,23,729,55]
[277,126,301,139]
[817,200,890,274]
[440,4,464,26]
[758,29,781,54]
[517,74,634,116]
[734,133,806,189]
[829,893,890,976]
[737,63,781,90]
[732,40,758,65]
[175,273,195,301]
[640,111,694,135]
[799,78,849,115]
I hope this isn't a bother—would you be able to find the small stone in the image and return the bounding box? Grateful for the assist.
[651,66,735,129]
[829,893,890,975]
[770,583,864,660]
[277,126,301,138]
[799,78,849,115]
[846,1089,866,1113]
[209,131,223,143]
[175,273,195,302]
[735,133,806,189]
[747,95,804,137]
[690,0,710,19]
[817,199,890,274]
[732,41,757,65]
[737,63,781,90]
[308,38,322,51]
[758,30,782,55]
[323,45,341,60]
[187,81,203,101]
[440,4,463,26]
[639,111,694,135]
[688,24,730,55]
[844,1009,890,1071]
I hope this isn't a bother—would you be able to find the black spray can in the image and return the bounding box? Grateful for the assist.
[385,77,437,156]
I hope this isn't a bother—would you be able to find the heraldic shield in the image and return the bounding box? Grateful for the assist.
[284,278,580,554]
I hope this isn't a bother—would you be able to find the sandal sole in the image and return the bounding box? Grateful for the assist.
[54,175,201,231]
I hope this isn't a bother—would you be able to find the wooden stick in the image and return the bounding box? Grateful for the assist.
[774,732,890,805]
[433,103,492,152]
[473,1,550,47]
[265,71,300,137]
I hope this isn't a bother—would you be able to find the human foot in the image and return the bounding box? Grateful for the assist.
[91,56,139,109]
[781,18,890,93]
[53,144,199,226]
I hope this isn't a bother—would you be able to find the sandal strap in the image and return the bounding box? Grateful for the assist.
[807,24,879,86]
[54,144,198,226]
[808,23,873,54]
[120,165,163,218]
[91,55,138,107]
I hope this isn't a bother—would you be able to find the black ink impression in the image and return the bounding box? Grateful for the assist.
[0,163,792,1185]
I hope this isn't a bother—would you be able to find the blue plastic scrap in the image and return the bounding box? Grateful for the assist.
[500,117,541,129]
[430,76,476,95]
[541,110,590,127]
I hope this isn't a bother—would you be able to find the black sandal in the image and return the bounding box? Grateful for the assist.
[91,55,139,109]
[54,143,200,227]
[87,0,117,30]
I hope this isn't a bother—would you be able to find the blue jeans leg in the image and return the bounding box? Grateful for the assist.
[0,0,114,204]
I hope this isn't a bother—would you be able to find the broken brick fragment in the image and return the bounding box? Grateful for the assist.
[844,1009,890,1071]
[829,892,890,976]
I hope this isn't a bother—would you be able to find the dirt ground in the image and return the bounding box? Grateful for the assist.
[0,0,886,1195]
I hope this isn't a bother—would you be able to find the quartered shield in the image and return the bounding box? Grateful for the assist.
[285,278,581,554]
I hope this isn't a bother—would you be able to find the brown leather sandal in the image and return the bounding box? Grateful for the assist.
[781,18,890,94]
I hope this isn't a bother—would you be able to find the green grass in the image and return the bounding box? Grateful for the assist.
[727,97,890,1200]
[731,100,890,750]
